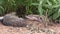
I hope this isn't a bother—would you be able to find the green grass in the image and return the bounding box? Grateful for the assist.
[0,0,60,21]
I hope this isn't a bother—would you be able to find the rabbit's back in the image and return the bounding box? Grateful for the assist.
[2,14,26,27]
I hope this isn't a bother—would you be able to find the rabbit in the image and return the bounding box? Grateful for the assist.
[2,14,27,27]
[25,15,47,32]
[25,15,52,30]
[25,15,53,25]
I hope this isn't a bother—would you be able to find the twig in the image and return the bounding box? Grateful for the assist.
[44,9,50,34]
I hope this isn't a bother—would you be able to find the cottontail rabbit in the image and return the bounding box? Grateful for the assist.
[2,14,27,27]
[25,15,53,32]
[25,15,46,32]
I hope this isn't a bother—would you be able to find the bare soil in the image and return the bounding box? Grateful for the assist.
[0,20,60,34]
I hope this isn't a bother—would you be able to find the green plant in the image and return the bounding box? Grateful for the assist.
[31,0,60,21]
[0,0,5,15]
[0,0,60,22]
[0,0,16,15]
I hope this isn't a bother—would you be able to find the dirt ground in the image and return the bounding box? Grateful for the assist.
[0,21,60,34]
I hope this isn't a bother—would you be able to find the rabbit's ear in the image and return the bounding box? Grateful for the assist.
[25,15,38,20]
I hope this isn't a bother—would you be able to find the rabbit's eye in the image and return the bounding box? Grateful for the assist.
[40,18,42,19]
[39,17,42,20]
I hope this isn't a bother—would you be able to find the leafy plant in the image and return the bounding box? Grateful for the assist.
[0,0,60,22]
